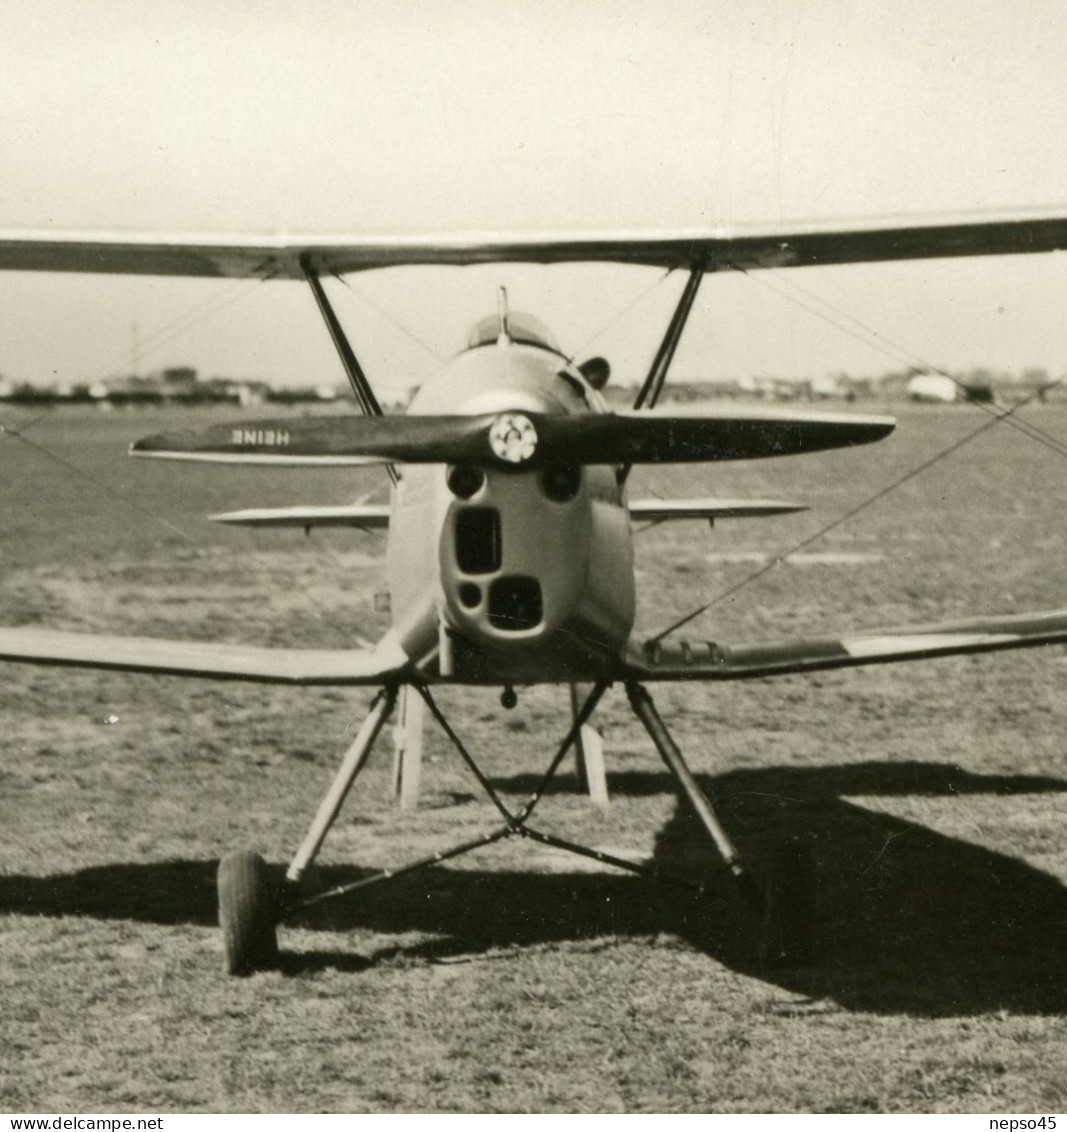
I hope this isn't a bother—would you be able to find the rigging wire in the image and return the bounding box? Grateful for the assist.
[745,268,1067,462]
[2,413,395,654]
[10,253,1065,663]
[0,419,193,542]
[89,274,273,384]
[6,276,272,443]
[643,263,1067,644]
[758,266,1067,458]
[334,274,445,363]
[646,378,1062,646]
[567,267,674,363]
[1,274,386,654]
[0,279,275,552]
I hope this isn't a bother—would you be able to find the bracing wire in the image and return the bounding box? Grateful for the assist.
[745,268,1067,462]
[0,276,276,547]
[567,268,674,363]
[0,419,193,542]
[90,275,273,383]
[765,266,1067,457]
[10,275,272,442]
[334,274,445,363]
[1,274,387,660]
[11,254,1067,660]
[647,378,1062,646]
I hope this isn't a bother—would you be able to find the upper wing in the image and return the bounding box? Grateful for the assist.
[3,208,1067,277]
[211,503,391,530]
[131,408,894,467]
[626,609,1067,681]
[0,627,410,685]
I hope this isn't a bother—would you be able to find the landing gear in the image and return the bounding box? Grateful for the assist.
[218,850,278,976]
[626,681,816,967]
[217,679,816,973]
[217,686,399,974]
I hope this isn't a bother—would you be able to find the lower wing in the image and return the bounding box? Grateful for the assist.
[207,498,805,531]
[210,503,391,530]
[628,497,806,523]
[0,627,410,685]
[626,609,1067,681]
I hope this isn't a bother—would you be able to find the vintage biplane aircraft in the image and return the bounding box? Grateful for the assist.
[2,212,1067,975]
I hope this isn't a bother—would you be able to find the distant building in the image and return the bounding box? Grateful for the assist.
[962,381,994,403]
[907,373,957,403]
[162,366,198,385]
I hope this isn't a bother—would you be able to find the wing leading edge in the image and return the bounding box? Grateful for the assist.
[208,497,806,530]
[210,503,391,530]
[628,497,806,522]
[3,611,1064,687]
[3,209,1067,277]
[626,609,1067,681]
[0,627,410,685]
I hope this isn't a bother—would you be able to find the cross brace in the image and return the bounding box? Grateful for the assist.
[278,681,760,919]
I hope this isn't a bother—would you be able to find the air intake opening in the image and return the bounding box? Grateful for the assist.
[455,507,501,575]
[488,576,543,631]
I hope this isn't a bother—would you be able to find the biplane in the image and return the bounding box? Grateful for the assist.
[1,211,1067,975]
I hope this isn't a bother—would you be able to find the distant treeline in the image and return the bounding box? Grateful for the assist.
[0,384,339,408]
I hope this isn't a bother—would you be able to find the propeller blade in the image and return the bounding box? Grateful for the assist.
[131,408,894,467]
[131,414,498,466]
[538,409,894,463]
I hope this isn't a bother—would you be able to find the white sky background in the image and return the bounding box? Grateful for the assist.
[2,0,1067,391]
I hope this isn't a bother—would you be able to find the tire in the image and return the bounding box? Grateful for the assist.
[759,838,816,968]
[218,850,279,976]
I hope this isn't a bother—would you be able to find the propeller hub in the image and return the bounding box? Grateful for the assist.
[489,412,538,464]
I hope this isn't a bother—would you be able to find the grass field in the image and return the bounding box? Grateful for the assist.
[1,401,1066,1113]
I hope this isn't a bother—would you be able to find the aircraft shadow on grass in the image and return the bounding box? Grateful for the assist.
[2,760,1066,1018]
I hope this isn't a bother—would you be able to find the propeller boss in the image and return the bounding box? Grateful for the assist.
[489,412,538,464]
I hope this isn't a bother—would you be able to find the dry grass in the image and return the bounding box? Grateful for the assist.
[1,402,1066,1112]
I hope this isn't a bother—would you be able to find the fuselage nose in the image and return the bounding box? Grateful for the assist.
[440,463,592,643]
[387,337,635,681]
[428,345,597,654]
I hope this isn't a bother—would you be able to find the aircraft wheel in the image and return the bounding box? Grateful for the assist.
[218,850,279,976]
[759,838,816,967]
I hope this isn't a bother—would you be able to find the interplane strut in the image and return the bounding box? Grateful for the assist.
[619,264,704,486]
[301,258,399,485]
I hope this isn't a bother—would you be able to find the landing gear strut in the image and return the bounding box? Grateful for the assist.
[216,685,397,975]
[626,681,815,967]
[216,680,815,973]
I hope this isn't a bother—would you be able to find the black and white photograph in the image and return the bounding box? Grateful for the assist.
[1,0,1066,1116]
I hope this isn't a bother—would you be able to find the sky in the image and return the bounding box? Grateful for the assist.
[3,0,1067,391]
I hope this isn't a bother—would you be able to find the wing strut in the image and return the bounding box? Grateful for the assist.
[621,265,704,485]
[632,265,704,411]
[301,258,399,484]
